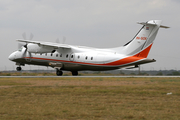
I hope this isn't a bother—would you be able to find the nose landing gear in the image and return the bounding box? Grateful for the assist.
[15,63,24,71]
[16,66,22,71]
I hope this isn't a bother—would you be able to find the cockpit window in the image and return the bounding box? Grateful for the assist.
[18,47,23,52]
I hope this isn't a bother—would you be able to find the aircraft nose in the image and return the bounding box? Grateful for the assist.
[8,52,15,61]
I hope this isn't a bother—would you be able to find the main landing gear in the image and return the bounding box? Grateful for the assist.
[71,71,78,76]
[56,69,63,76]
[56,69,78,76]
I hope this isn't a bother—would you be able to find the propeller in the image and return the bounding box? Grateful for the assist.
[54,36,66,53]
[55,36,66,44]
[18,43,25,49]
[56,38,60,43]
[18,33,34,49]
[29,33,34,40]
[22,32,26,40]
[19,33,34,59]
[63,36,66,44]
[21,45,28,58]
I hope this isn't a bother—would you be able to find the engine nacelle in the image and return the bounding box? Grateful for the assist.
[27,43,55,53]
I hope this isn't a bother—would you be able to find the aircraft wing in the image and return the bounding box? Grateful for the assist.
[17,39,71,49]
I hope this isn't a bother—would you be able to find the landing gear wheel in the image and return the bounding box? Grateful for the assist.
[56,69,63,76]
[16,67,22,71]
[72,71,78,76]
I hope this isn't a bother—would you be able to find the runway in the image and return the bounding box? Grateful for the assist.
[0,76,180,78]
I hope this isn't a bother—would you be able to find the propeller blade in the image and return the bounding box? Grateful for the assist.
[20,33,33,58]
[21,46,27,58]
[30,33,34,40]
[24,44,27,49]
[18,43,25,49]
[56,38,60,43]
[63,36,66,44]
[22,32,34,40]
[22,32,26,40]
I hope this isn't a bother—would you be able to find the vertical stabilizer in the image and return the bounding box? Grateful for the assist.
[123,20,168,58]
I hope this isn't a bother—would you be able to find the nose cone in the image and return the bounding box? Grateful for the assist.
[8,52,15,61]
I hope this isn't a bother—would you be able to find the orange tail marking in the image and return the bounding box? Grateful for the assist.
[136,44,153,58]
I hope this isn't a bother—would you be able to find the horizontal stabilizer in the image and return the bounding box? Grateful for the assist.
[137,22,157,26]
[137,21,170,29]
[135,58,156,65]
[160,25,170,29]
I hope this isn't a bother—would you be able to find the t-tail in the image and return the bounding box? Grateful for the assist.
[122,20,169,58]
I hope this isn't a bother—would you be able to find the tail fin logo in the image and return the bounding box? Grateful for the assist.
[146,27,149,30]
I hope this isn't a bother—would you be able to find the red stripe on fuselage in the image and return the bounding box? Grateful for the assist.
[24,56,144,67]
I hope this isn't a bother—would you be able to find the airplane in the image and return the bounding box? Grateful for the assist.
[8,20,169,76]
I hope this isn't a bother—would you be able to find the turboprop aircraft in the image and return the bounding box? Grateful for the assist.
[9,20,169,76]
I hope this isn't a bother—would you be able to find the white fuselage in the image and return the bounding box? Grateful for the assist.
[9,45,140,71]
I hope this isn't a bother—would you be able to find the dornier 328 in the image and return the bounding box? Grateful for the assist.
[9,20,169,76]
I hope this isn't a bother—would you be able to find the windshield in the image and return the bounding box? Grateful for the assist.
[18,47,23,52]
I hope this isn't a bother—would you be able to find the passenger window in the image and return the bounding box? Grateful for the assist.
[56,54,58,57]
[85,56,88,60]
[91,57,93,60]
[51,53,53,56]
[78,56,80,59]
[66,54,68,58]
[71,55,73,58]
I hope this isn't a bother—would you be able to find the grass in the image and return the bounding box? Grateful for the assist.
[0,71,126,76]
[0,77,180,120]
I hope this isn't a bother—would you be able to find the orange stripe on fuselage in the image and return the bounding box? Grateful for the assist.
[103,56,143,66]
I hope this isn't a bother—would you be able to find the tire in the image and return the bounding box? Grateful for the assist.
[56,69,63,76]
[16,67,22,71]
[72,71,78,76]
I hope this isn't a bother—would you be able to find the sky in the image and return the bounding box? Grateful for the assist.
[0,0,180,71]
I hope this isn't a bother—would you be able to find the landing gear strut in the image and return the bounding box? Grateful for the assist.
[71,71,78,76]
[16,67,22,71]
[56,69,63,76]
